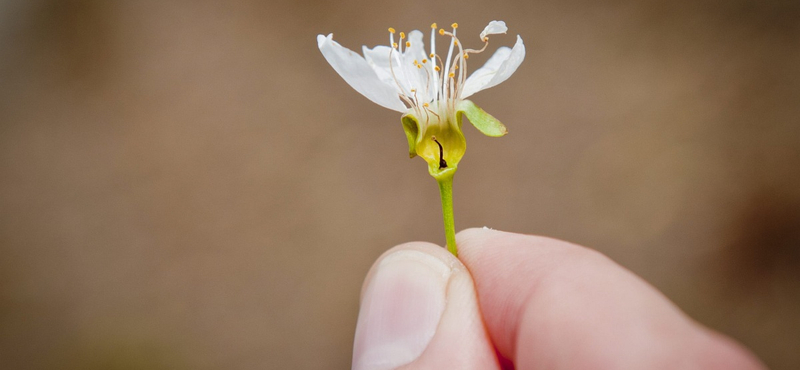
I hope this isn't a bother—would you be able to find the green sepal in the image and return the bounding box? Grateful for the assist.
[457,99,508,137]
[401,113,419,158]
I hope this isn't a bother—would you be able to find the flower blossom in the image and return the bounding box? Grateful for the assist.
[317,21,525,179]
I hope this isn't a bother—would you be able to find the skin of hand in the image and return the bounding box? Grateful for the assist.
[351,228,767,370]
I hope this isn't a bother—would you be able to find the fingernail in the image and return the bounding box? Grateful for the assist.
[352,249,452,370]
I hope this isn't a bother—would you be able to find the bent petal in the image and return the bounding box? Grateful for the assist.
[479,20,508,41]
[460,35,526,99]
[317,34,407,112]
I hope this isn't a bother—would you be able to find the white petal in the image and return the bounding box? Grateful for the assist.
[461,47,512,97]
[401,30,433,99]
[361,44,416,97]
[404,30,427,63]
[362,30,433,102]
[362,45,396,86]
[317,34,406,112]
[460,35,525,99]
[479,20,508,41]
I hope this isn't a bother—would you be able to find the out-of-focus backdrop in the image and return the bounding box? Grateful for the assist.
[1,0,798,368]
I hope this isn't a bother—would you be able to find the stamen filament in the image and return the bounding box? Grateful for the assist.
[430,24,438,102]
[443,27,456,95]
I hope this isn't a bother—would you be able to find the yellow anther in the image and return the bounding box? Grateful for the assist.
[400,32,405,39]
[431,23,437,29]
[454,40,458,46]
[439,29,445,35]
[417,64,422,69]
[388,27,396,34]
[411,89,416,92]
[406,41,411,47]
[463,53,469,59]
[451,23,458,29]
[449,72,455,78]
[392,42,398,49]
[454,65,458,69]
[429,53,435,58]
[434,66,441,71]
[422,59,428,63]
[423,102,429,107]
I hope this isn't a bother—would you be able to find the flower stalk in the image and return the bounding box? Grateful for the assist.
[437,172,457,256]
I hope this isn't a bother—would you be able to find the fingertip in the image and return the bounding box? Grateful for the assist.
[452,229,766,369]
[359,242,448,297]
[456,227,584,252]
[455,228,590,273]
[380,241,446,258]
[353,242,453,370]
[455,227,507,246]
[353,241,499,370]
[693,329,768,370]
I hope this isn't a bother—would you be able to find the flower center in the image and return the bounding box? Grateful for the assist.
[386,23,489,123]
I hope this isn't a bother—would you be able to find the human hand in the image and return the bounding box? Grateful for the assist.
[352,228,766,370]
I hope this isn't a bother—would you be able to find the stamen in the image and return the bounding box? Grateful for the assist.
[406,41,411,48]
[387,47,412,104]
[388,27,396,34]
[392,42,398,49]
[422,65,432,104]
[422,59,427,63]
[426,106,440,120]
[439,29,445,35]
[443,28,457,81]
[433,54,445,72]
[399,95,415,109]
[452,32,469,101]
[434,52,446,101]
[451,23,458,29]
[430,26,437,95]
[399,32,405,39]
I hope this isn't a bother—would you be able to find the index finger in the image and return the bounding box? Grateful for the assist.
[456,228,765,370]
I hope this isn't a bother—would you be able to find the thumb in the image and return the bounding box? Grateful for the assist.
[352,242,499,370]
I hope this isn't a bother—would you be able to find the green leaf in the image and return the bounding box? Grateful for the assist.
[456,99,508,137]
[401,113,420,158]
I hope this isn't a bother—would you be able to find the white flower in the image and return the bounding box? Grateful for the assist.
[317,21,524,113]
[317,21,525,179]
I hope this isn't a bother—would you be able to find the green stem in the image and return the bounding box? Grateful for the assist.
[437,175,457,256]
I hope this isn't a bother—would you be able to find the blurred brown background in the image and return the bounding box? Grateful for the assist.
[1,0,798,368]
